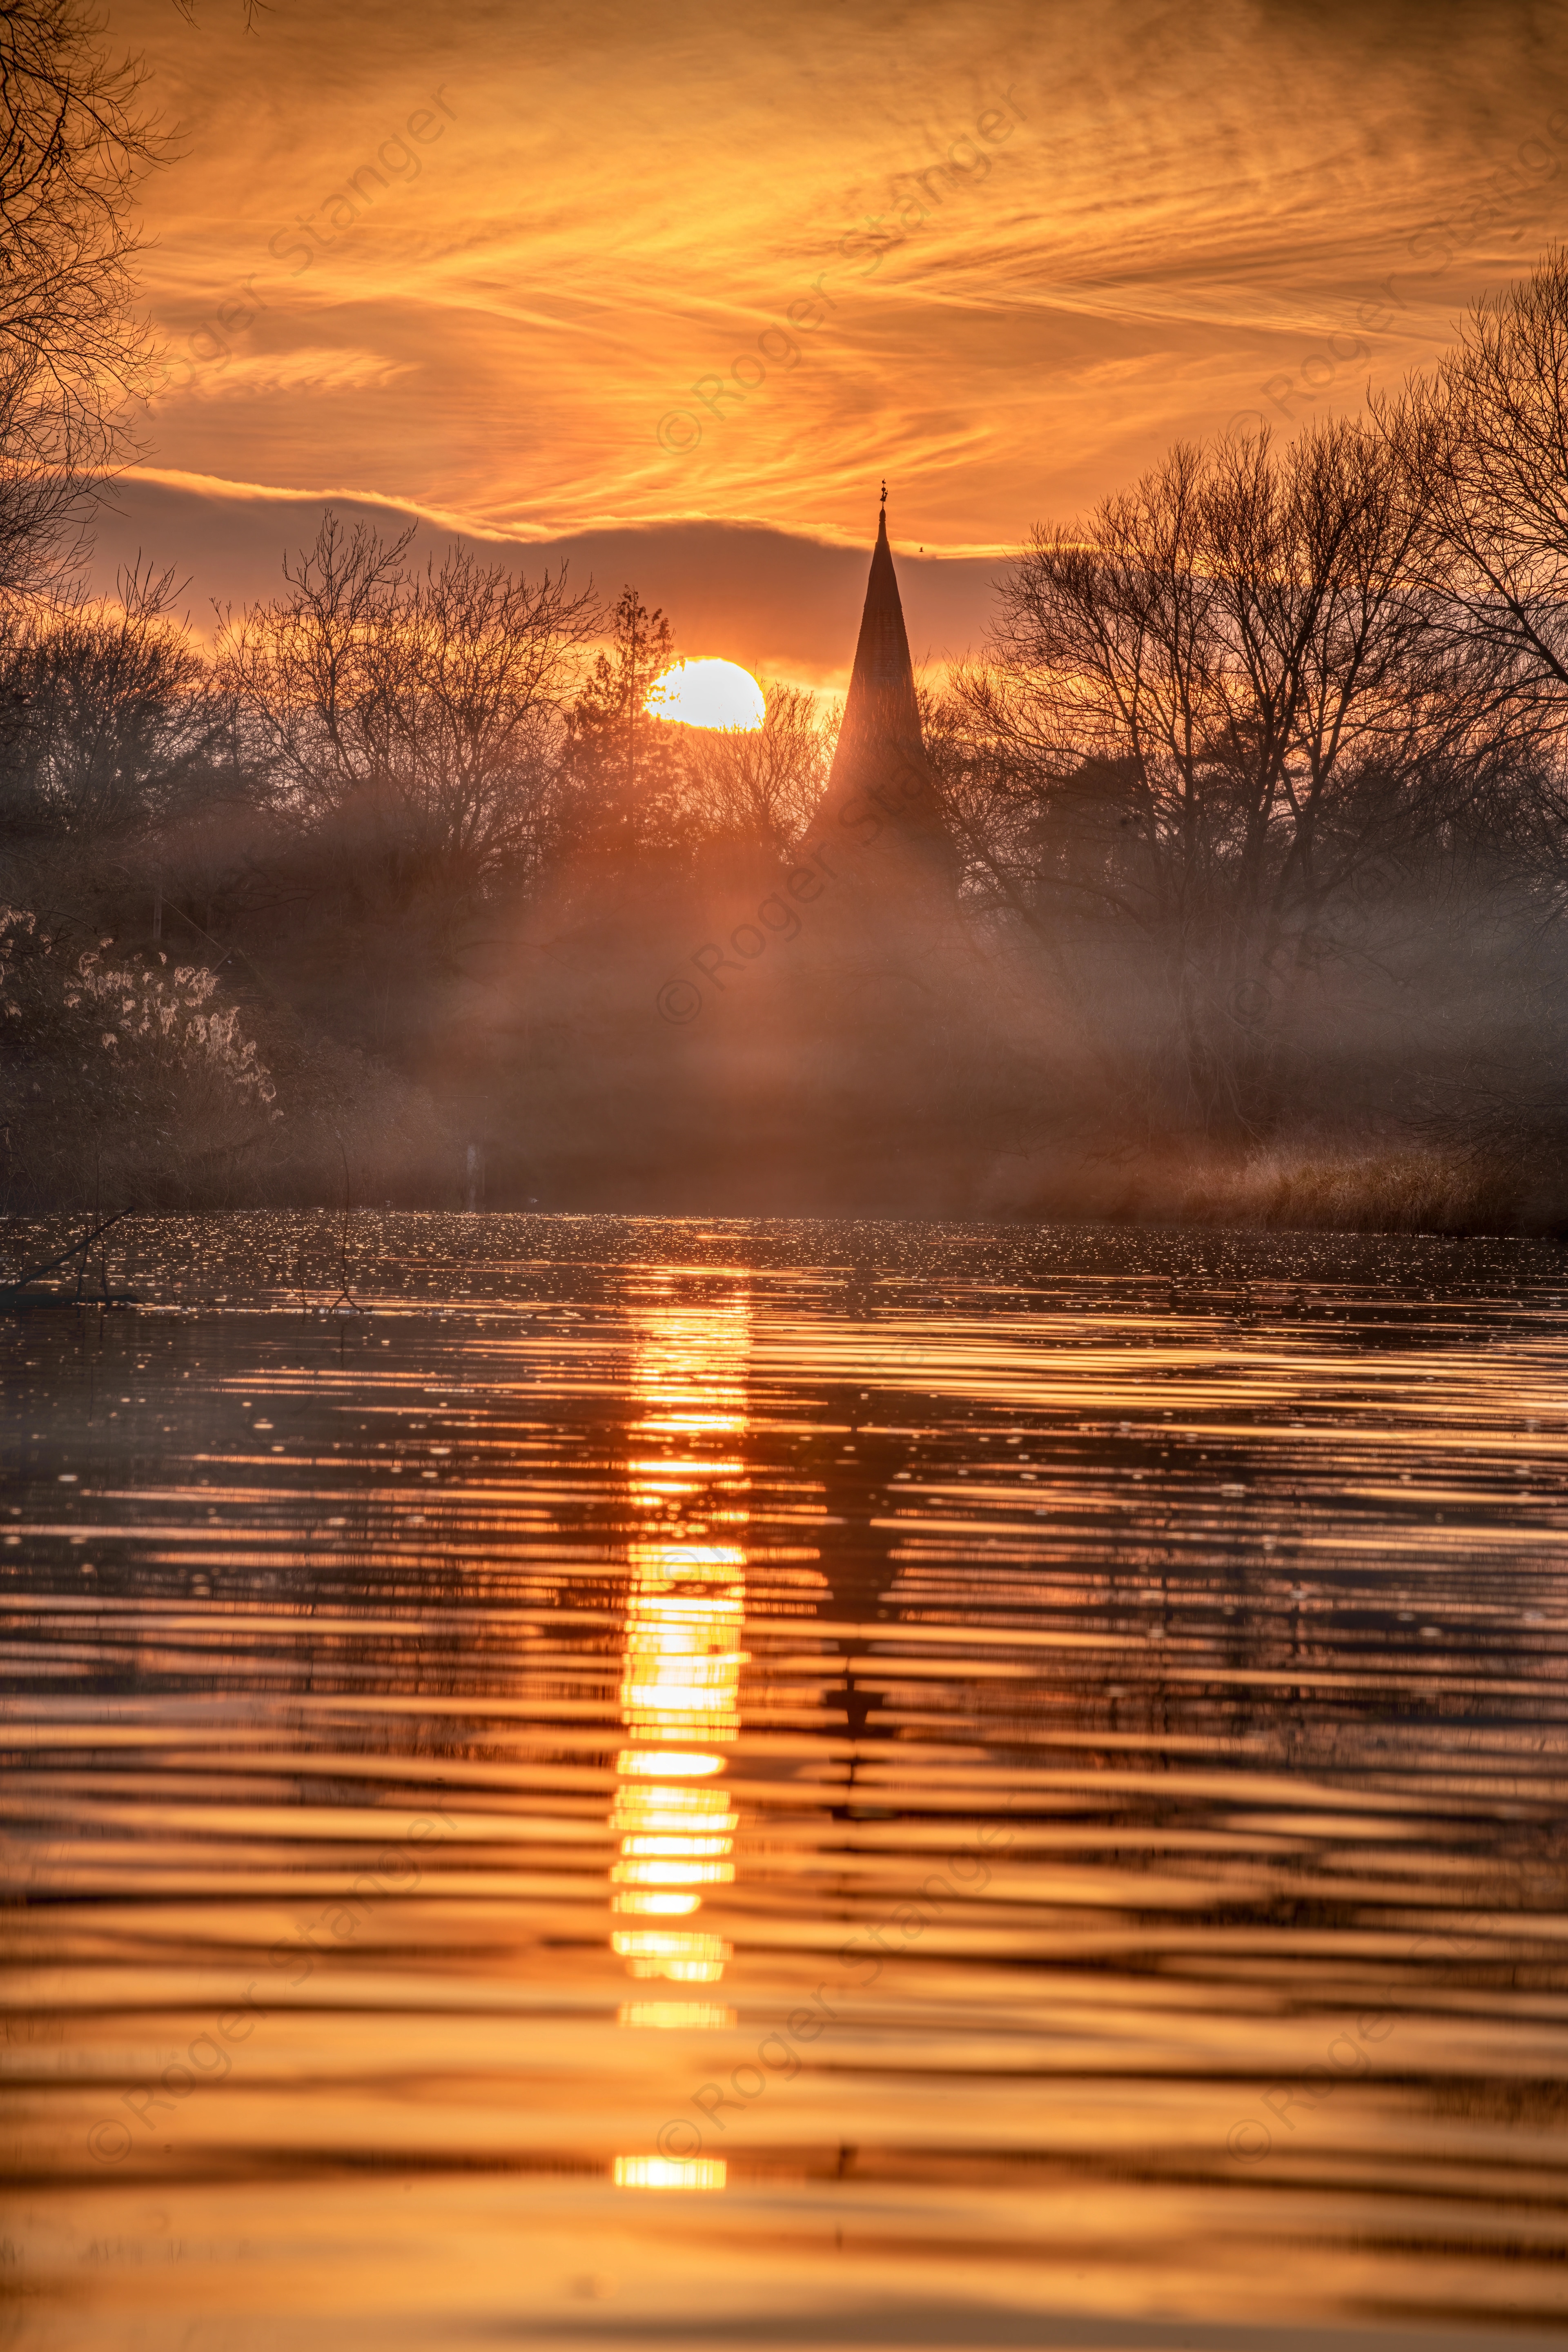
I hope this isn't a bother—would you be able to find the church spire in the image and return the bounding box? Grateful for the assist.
[815,496,954,882]
[840,500,919,730]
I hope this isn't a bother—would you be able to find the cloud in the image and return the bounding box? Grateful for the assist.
[89,472,998,680]
[162,349,419,401]
[100,0,1568,636]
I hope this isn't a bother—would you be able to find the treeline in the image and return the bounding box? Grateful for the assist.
[14,189,1568,1221]
[0,530,835,1207]
[923,247,1568,1227]
[0,0,839,1214]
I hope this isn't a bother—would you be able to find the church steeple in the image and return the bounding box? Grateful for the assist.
[816,498,954,882]
[842,504,918,726]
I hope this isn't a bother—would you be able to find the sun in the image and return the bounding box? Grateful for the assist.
[644,658,765,732]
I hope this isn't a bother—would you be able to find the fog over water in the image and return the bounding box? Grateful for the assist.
[4,1213,1567,2348]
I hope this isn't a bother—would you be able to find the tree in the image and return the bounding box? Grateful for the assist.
[0,905,280,1213]
[1414,249,1568,731]
[676,681,831,852]
[216,511,597,906]
[0,1,168,594]
[1395,247,1568,897]
[385,540,597,897]
[949,422,1468,1127]
[0,557,217,838]
[561,587,686,871]
[214,510,414,825]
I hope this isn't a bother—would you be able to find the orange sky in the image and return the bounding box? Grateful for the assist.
[97,0,1568,681]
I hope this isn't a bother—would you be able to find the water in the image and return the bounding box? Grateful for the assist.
[4,1211,1568,2350]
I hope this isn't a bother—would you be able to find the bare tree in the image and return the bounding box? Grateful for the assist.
[949,421,1467,1126]
[1415,249,1568,734]
[215,512,416,818]
[1363,253,1568,912]
[216,512,598,902]
[0,2,169,592]
[676,681,832,851]
[0,556,216,836]
[1390,246,1568,907]
[372,539,599,897]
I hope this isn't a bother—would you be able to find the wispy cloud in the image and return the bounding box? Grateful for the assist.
[179,348,420,400]
[109,0,1568,661]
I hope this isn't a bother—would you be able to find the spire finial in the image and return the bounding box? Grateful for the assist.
[880,477,887,508]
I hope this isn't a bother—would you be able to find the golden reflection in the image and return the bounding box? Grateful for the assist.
[612,1295,750,2194]
[612,1295,748,1979]
[612,2156,727,2191]
[611,1928,729,1981]
[617,2002,735,2029]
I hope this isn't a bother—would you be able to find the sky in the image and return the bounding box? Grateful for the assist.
[94,0,1568,684]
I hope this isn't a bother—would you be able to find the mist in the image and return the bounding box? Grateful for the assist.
[13,255,1568,1232]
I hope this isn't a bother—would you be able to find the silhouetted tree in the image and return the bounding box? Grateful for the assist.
[0,559,219,839]
[676,681,831,852]
[216,512,597,908]
[1413,248,1568,741]
[0,1,169,592]
[949,420,1481,1127]
[561,586,687,872]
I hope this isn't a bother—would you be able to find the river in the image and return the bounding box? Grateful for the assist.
[4,1211,1567,2348]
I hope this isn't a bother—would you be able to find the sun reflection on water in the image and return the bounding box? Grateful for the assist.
[612,1295,750,2185]
[612,2156,728,2191]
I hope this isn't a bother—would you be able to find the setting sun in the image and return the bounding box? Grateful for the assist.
[645,658,765,731]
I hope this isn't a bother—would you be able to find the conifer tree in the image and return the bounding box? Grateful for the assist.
[564,587,688,869]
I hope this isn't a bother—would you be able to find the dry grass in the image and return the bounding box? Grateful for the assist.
[1171,1142,1537,1234]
